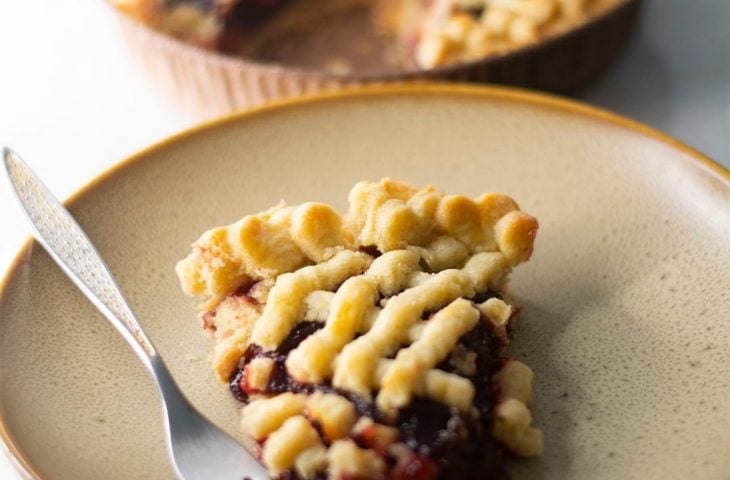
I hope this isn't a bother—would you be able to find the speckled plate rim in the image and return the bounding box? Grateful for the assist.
[1,82,728,480]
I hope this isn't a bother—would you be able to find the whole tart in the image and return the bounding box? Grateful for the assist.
[111,0,641,114]
[115,0,628,70]
[176,179,541,479]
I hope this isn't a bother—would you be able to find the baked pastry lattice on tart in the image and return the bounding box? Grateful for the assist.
[391,0,626,69]
[177,179,541,479]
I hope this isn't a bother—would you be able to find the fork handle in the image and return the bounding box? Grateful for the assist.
[2,147,158,368]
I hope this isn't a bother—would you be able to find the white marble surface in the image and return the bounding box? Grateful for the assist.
[0,0,728,478]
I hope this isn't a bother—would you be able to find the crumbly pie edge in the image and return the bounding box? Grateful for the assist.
[178,179,536,308]
[177,178,542,478]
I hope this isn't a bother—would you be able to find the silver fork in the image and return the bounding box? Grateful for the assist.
[2,147,269,480]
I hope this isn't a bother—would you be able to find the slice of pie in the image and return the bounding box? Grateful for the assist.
[176,179,541,479]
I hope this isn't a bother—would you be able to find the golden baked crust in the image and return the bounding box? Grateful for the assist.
[177,179,536,309]
[111,0,229,48]
[177,179,541,479]
[396,0,628,68]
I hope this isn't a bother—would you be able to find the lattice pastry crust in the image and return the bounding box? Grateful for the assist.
[400,0,626,68]
[177,179,541,479]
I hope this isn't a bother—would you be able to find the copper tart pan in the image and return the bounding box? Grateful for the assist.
[114,0,642,117]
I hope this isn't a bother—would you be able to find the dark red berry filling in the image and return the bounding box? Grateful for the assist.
[228,288,512,479]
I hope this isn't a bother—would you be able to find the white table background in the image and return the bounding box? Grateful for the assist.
[0,0,728,478]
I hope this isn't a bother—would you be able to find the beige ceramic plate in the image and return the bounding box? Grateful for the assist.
[1,85,728,480]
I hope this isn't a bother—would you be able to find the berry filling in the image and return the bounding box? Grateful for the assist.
[228,290,511,480]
